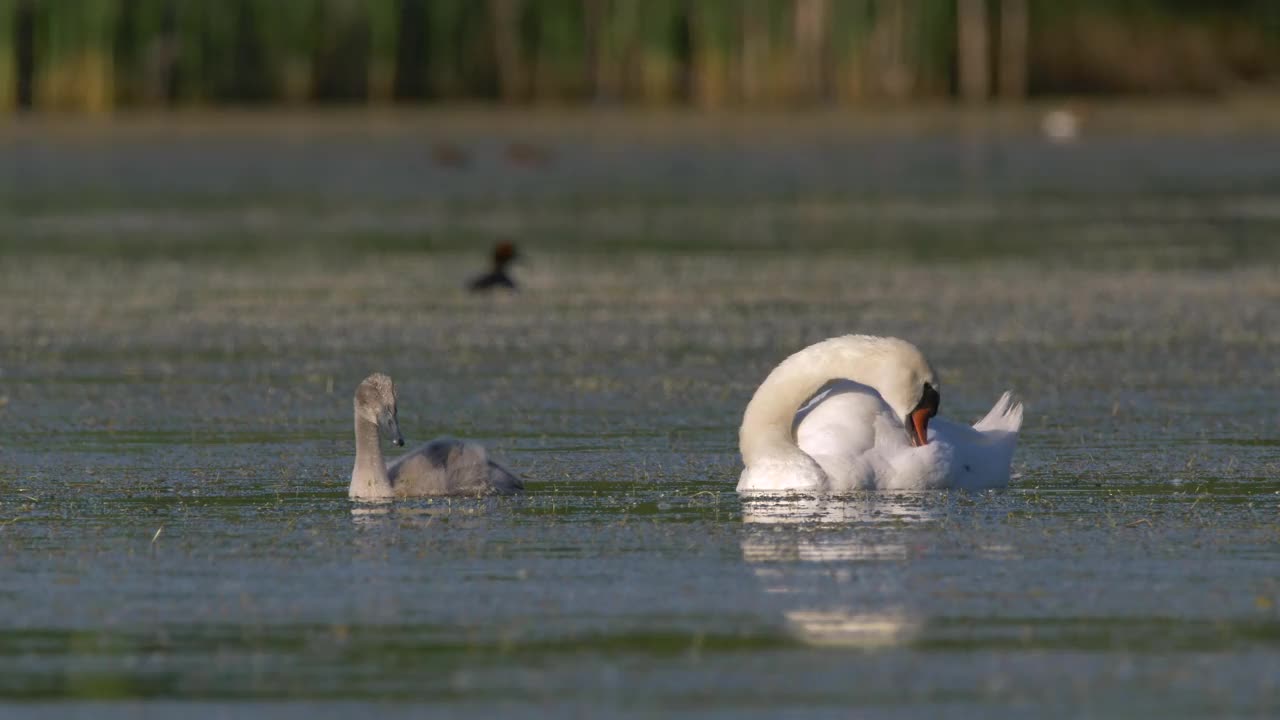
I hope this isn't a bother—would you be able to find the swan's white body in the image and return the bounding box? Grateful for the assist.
[737,335,1022,493]
[792,381,1021,490]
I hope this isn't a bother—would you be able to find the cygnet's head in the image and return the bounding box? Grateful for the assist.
[354,373,404,447]
[855,336,940,447]
[493,241,518,267]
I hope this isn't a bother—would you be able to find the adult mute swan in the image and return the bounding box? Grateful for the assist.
[737,335,1022,492]
[349,373,524,499]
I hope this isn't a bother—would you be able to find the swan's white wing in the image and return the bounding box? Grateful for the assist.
[795,383,1023,491]
[795,381,906,491]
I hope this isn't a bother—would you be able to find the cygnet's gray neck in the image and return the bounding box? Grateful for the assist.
[351,409,393,498]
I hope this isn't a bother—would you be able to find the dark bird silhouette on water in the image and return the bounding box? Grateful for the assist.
[469,242,519,292]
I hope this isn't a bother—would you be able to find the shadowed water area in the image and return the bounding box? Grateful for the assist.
[1,112,1279,718]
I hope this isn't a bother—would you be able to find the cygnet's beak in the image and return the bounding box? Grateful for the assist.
[382,413,405,447]
[907,383,940,447]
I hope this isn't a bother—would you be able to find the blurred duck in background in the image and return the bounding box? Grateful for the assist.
[1041,107,1082,144]
[504,141,554,169]
[432,142,471,169]
[469,242,520,292]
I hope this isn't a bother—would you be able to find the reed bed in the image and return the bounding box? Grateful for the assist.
[3,0,1279,112]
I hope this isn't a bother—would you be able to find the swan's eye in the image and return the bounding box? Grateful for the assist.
[920,382,940,418]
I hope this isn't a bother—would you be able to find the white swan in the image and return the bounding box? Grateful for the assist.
[349,373,524,499]
[737,335,1022,492]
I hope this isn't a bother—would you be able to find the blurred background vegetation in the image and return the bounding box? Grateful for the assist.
[1,0,1279,112]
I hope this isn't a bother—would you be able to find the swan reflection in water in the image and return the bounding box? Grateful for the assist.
[740,493,939,648]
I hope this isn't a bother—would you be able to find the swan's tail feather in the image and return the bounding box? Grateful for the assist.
[973,391,1023,434]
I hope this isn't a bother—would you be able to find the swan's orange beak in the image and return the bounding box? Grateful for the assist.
[907,383,940,447]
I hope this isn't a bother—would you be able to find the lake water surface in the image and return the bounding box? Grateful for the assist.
[2,113,1279,718]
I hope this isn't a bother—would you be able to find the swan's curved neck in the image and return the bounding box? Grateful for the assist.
[740,337,884,466]
[351,409,393,498]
